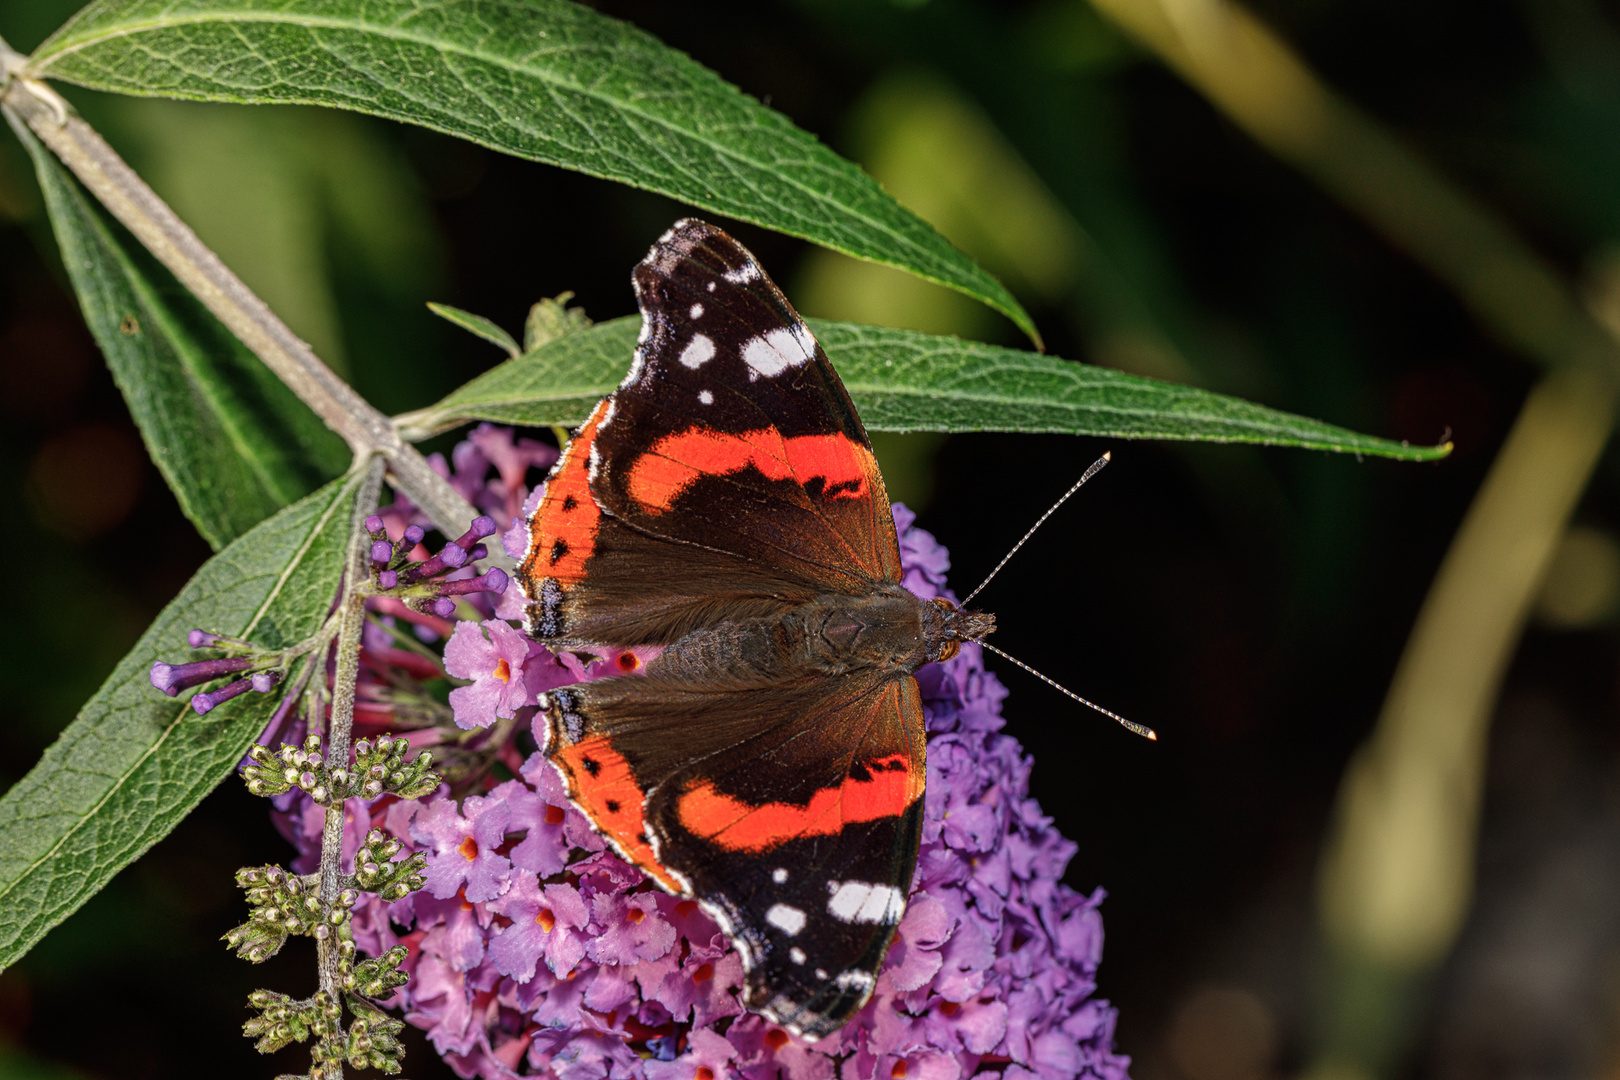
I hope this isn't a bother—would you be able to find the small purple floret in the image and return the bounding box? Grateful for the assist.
[453,516,497,550]
[435,568,509,598]
[150,656,252,697]
[191,676,254,715]
[430,597,456,618]
[406,544,469,583]
[403,525,425,547]
[377,570,398,589]
[187,629,220,649]
[365,514,385,535]
[251,671,280,693]
[371,540,394,565]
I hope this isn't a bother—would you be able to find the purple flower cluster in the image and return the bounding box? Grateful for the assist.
[271,426,1130,1080]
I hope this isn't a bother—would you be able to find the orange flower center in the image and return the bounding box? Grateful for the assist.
[458,836,479,861]
[765,1030,790,1051]
[536,908,555,932]
[492,657,511,683]
[891,1063,908,1079]
[696,1069,715,1080]
[545,804,566,825]
[692,962,714,983]
[616,652,641,672]
[626,907,646,924]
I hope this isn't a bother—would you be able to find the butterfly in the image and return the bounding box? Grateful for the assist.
[516,219,996,1039]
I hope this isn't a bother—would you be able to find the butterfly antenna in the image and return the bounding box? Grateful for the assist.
[981,641,1157,741]
[960,453,1111,609]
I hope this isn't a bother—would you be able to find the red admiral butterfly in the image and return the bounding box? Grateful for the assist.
[517,219,997,1038]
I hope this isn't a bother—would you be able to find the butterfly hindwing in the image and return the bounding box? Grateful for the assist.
[541,661,925,1039]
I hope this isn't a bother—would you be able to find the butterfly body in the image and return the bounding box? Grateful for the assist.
[519,219,994,1038]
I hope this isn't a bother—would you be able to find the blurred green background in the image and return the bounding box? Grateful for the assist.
[2,1,1618,1078]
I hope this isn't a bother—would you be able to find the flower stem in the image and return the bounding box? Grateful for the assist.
[314,456,387,1078]
[0,64,507,566]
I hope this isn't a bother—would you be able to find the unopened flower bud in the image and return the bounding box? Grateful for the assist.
[191,677,255,714]
[452,516,497,549]
[150,656,251,697]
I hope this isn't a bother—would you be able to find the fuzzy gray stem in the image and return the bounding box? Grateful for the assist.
[0,70,503,559]
[313,456,387,1078]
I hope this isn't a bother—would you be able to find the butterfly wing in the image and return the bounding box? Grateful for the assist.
[518,219,901,650]
[541,664,926,1039]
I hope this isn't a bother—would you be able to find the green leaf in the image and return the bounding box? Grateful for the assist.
[0,474,358,971]
[27,0,1038,343]
[428,302,521,358]
[10,114,348,550]
[524,293,592,353]
[394,316,1449,460]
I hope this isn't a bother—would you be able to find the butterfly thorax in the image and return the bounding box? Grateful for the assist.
[641,587,995,684]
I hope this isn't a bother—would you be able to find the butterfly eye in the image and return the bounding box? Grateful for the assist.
[615,652,642,673]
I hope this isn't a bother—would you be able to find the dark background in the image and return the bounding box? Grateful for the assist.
[0,1,1613,1078]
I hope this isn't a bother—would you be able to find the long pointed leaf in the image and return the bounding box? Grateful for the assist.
[394,316,1449,461]
[0,474,357,970]
[27,0,1038,342]
[10,113,348,550]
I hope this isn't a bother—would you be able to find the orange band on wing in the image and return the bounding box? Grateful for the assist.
[625,428,874,513]
[521,401,609,586]
[554,735,682,893]
[676,754,922,853]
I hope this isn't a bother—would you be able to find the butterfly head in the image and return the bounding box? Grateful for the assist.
[926,596,996,664]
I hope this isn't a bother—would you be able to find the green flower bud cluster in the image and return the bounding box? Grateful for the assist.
[315,995,407,1075]
[242,987,341,1055]
[345,943,411,998]
[241,732,439,805]
[350,734,440,800]
[224,865,358,962]
[352,828,427,902]
[237,941,411,1075]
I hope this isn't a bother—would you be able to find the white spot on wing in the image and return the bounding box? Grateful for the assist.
[772,868,788,884]
[690,303,704,319]
[698,390,713,405]
[637,318,652,345]
[834,970,874,992]
[789,947,807,965]
[765,903,806,936]
[742,327,814,379]
[815,968,829,980]
[679,333,716,370]
[724,261,762,284]
[706,281,716,292]
[826,881,905,925]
